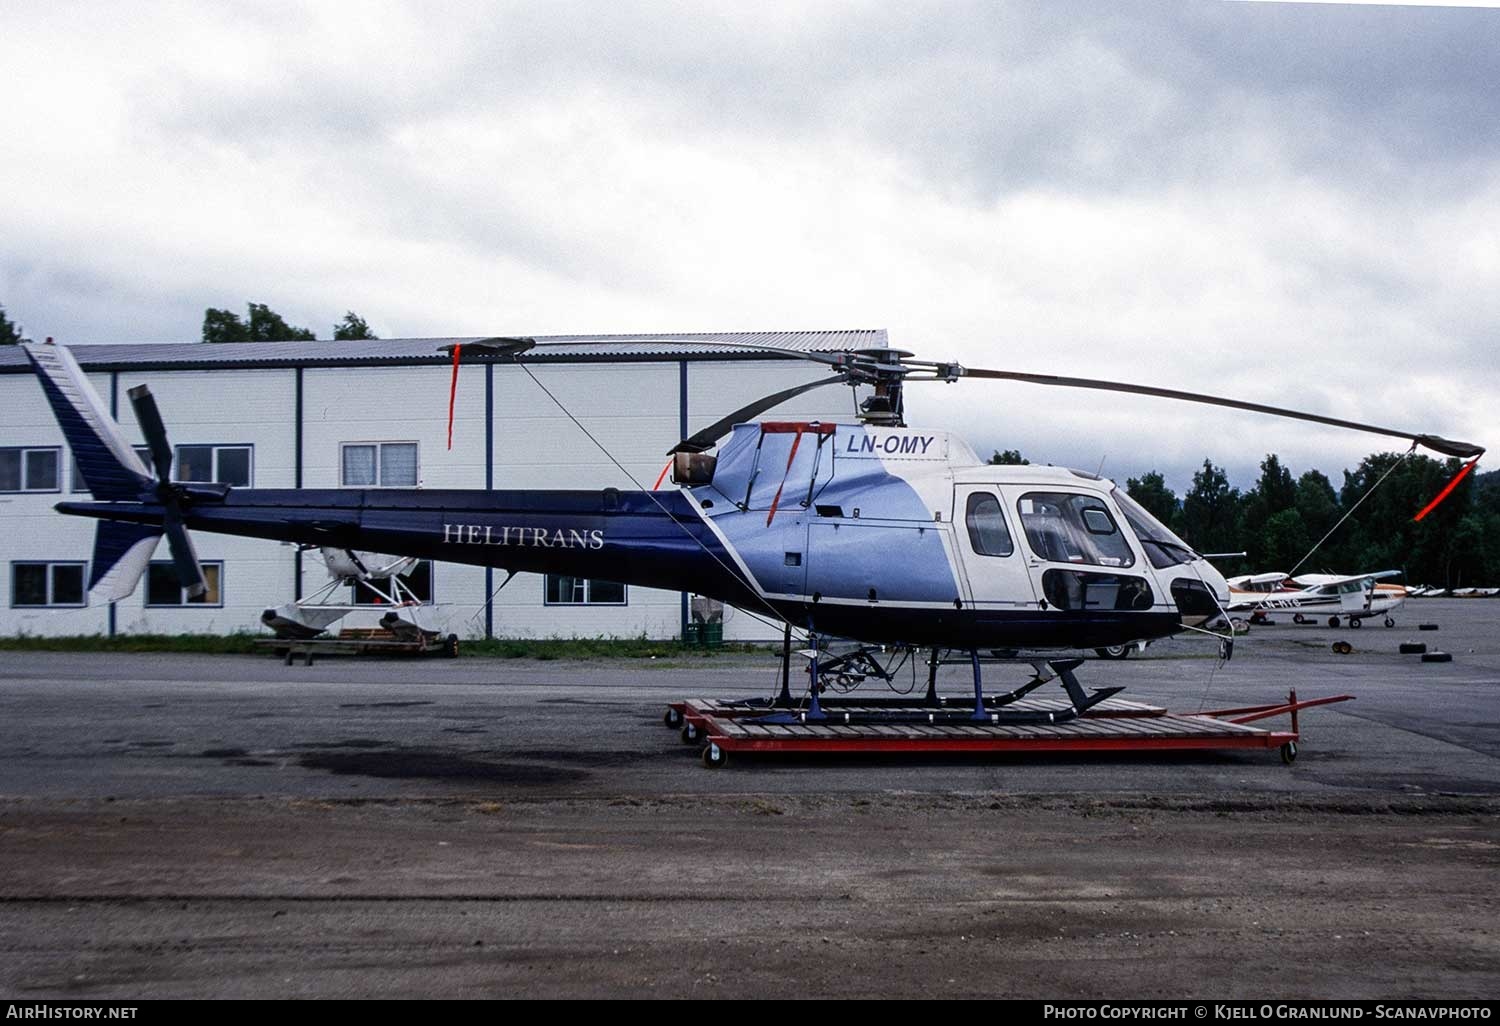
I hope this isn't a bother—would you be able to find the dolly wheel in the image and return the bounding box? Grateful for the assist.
[680,722,700,745]
[1328,616,1341,628]
[1280,741,1298,765]
[702,742,728,769]
[664,707,683,728]
[1384,618,1395,628]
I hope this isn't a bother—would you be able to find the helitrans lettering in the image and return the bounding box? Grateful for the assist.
[441,524,605,549]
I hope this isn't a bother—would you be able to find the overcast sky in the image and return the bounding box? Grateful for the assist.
[2,0,1497,493]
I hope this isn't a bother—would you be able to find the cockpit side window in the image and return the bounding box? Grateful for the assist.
[965,492,1014,557]
[1112,487,1197,570]
[1017,492,1136,568]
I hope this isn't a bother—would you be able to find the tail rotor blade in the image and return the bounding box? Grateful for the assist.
[127,385,175,481]
[163,505,206,598]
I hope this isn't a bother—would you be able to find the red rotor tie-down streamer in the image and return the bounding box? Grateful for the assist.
[446,343,462,451]
[1413,457,1478,522]
[765,428,806,527]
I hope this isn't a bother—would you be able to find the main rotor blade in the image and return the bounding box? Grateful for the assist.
[669,377,845,454]
[954,367,1486,459]
[127,384,175,480]
[163,506,206,599]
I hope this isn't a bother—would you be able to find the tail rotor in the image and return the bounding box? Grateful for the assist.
[127,384,207,599]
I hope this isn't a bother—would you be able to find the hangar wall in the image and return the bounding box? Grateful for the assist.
[0,343,860,642]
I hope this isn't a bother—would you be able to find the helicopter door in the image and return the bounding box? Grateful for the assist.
[954,488,1037,610]
[1014,491,1155,614]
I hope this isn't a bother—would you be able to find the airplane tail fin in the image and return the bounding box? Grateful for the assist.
[21,341,153,500]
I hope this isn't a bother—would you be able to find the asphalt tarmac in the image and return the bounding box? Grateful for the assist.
[1,599,1496,998]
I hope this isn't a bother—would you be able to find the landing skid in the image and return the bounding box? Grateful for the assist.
[744,633,1126,727]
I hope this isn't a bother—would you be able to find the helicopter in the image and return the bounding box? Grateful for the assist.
[21,336,1484,721]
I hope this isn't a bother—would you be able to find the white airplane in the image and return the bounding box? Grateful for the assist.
[1227,570,1407,628]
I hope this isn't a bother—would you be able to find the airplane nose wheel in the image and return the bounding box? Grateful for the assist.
[1280,741,1298,765]
[1349,617,1361,629]
[1384,617,1395,628]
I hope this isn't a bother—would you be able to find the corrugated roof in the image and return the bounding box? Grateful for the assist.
[0,329,888,373]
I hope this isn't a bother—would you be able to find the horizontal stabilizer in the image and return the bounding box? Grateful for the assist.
[90,521,162,601]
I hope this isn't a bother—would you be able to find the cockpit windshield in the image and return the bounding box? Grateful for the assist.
[1111,487,1199,569]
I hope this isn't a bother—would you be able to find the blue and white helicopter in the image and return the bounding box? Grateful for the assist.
[22,336,1484,725]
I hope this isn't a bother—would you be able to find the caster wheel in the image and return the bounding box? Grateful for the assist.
[1328,616,1341,628]
[1384,618,1395,628]
[1349,617,1362,629]
[664,707,683,729]
[1280,741,1298,765]
[702,742,728,769]
[680,722,700,745]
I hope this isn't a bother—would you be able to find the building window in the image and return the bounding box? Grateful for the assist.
[0,447,62,493]
[11,562,87,607]
[341,442,419,487]
[175,445,252,487]
[545,576,627,605]
[348,559,433,605]
[145,561,224,607]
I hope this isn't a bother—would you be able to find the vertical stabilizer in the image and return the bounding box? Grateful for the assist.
[22,341,152,499]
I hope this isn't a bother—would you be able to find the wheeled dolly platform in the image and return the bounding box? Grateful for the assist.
[665,690,1351,769]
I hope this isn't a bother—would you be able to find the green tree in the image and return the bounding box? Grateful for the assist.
[333,312,377,340]
[0,304,29,346]
[1335,452,1472,585]
[1292,469,1341,570]
[247,303,315,341]
[1179,460,1242,556]
[988,449,1029,465]
[1125,471,1180,530]
[202,307,250,344]
[203,303,316,343]
[1261,508,1311,572]
[1240,454,1299,566]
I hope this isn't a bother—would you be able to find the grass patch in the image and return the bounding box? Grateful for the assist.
[0,633,761,660]
[461,637,760,660]
[0,633,264,654]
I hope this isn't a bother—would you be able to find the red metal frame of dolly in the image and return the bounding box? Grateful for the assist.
[675,690,1352,757]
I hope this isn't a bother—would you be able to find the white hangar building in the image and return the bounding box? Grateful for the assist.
[0,330,884,642]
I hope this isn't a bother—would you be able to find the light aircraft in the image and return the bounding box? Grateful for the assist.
[21,337,1484,722]
[1227,570,1408,628]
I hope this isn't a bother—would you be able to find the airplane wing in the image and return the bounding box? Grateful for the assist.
[1289,570,1402,589]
